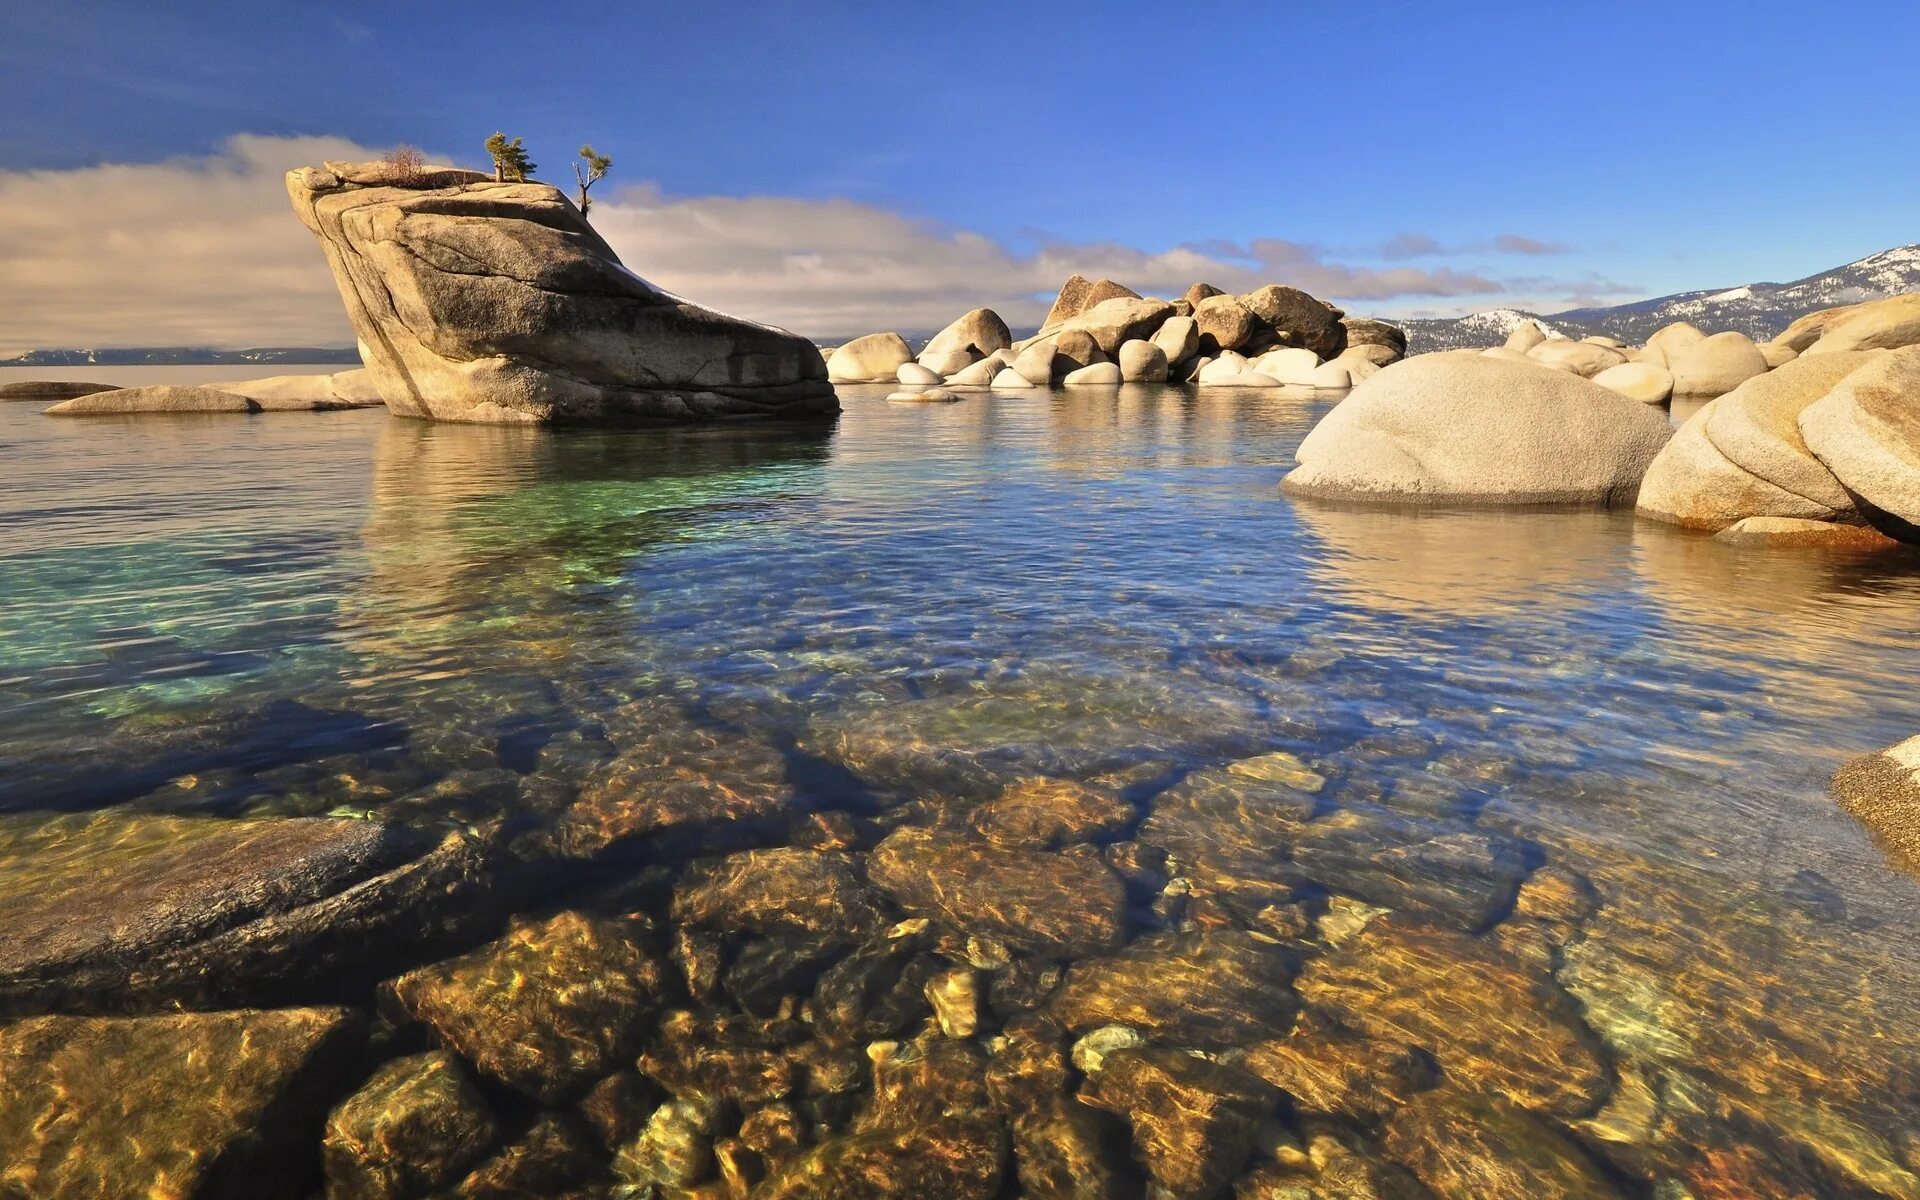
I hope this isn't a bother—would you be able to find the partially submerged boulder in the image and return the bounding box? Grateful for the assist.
[1281,354,1672,506]
[827,333,912,383]
[1635,352,1873,530]
[45,385,261,415]
[0,379,117,402]
[287,162,835,423]
[1799,346,1920,541]
[212,373,375,410]
[1830,735,1920,868]
[0,811,502,1015]
[1240,284,1347,359]
[919,308,1011,366]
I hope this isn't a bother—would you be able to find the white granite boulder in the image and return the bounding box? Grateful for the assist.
[1281,354,1672,506]
[1799,346,1920,541]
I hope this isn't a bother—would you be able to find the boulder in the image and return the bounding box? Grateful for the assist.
[1670,330,1770,398]
[1009,340,1059,385]
[1048,297,1177,355]
[1182,281,1225,309]
[1253,347,1322,385]
[0,379,117,402]
[212,374,360,410]
[1760,340,1800,369]
[946,353,1008,388]
[1830,735,1920,868]
[1282,354,1672,506]
[1078,1047,1276,1200]
[1715,516,1899,549]
[1194,294,1257,354]
[1150,315,1200,366]
[0,1006,365,1200]
[1645,320,1708,363]
[1297,918,1610,1118]
[991,367,1038,389]
[1503,322,1548,354]
[45,385,261,415]
[1334,346,1386,383]
[921,307,1012,364]
[1582,335,1627,349]
[1799,346,1920,540]
[1635,353,1875,530]
[1240,284,1347,359]
[828,333,913,384]
[1289,807,1528,930]
[1306,363,1351,389]
[1341,317,1408,357]
[1342,342,1401,368]
[866,828,1126,956]
[288,163,835,422]
[0,811,502,1016]
[1591,362,1673,405]
[322,1051,498,1200]
[385,911,669,1103]
[328,367,384,405]
[1118,339,1169,382]
[1215,370,1284,388]
[1195,352,1251,385]
[896,362,941,386]
[1041,275,1096,329]
[916,348,975,378]
[1480,346,1537,364]
[888,387,961,403]
[1804,292,1920,354]
[1774,302,1865,352]
[1527,339,1627,378]
[1240,1021,1433,1123]
[1061,362,1122,386]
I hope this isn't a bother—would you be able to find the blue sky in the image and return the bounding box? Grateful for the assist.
[2,0,1917,349]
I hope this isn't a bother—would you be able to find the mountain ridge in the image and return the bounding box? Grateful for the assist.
[1398,243,1920,352]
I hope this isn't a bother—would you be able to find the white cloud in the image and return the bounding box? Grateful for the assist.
[0,134,1641,355]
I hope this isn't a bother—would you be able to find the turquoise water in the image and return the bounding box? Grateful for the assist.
[4,385,1920,1192]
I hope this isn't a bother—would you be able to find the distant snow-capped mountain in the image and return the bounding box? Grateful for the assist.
[1399,243,1920,353]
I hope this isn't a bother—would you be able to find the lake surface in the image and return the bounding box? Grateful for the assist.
[3,380,1919,1196]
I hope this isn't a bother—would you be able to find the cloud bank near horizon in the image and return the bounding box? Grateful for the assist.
[0,135,1638,355]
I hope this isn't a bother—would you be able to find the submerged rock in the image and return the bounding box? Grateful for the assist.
[385,910,668,1103]
[1079,1046,1278,1200]
[1012,1098,1129,1200]
[1136,754,1322,912]
[1383,1090,1625,1199]
[322,1050,498,1200]
[1289,807,1528,931]
[638,1008,801,1105]
[1714,515,1898,549]
[287,161,835,424]
[0,1006,364,1200]
[968,777,1134,848]
[672,847,888,942]
[1240,1018,1436,1123]
[1296,918,1609,1118]
[44,385,261,415]
[867,828,1128,957]
[1052,929,1299,1044]
[558,736,796,855]
[755,1117,1008,1200]
[443,1113,599,1199]
[1282,355,1672,507]
[0,811,501,1016]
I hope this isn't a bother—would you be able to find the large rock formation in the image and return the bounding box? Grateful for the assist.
[287,160,835,424]
[1282,354,1672,506]
[1634,352,1875,530]
[1799,346,1920,540]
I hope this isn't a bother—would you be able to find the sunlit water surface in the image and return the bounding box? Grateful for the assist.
[3,381,1919,1192]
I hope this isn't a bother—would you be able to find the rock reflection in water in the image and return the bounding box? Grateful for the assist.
[2,390,1920,1197]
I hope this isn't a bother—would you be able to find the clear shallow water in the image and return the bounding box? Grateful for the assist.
[3,384,1920,1193]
